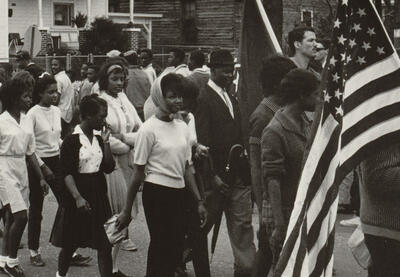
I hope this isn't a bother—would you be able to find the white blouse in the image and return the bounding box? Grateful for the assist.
[73,125,103,174]
[100,92,142,154]
[0,111,35,157]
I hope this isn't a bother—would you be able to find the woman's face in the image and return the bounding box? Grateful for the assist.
[164,89,183,114]
[18,90,32,112]
[107,71,125,96]
[40,83,58,107]
[89,105,108,131]
[301,88,322,112]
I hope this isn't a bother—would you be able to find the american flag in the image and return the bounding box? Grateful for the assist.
[275,0,400,276]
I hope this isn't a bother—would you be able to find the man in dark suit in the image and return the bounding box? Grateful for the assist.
[195,49,256,277]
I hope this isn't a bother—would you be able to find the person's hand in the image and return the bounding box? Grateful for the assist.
[116,210,132,231]
[41,164,55,181]
[270,225,286,256]
[195,144,209,159]
[102,123,112,142]
[75,196,91,213]
[198,201,208,228]
[213,175,230,195]
[40,179,50,196]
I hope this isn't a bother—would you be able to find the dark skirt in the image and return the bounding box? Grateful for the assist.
[50,172,112,250]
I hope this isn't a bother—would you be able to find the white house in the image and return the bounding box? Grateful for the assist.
[7,0,161,52]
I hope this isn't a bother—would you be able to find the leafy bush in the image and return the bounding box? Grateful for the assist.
[72,12,88,28]
[81,17,129,55]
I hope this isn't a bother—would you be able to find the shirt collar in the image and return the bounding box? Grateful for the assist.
[208,79,225,95]
[73,124,84,135]
[262,97,281,113]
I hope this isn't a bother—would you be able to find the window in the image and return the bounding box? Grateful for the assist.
[54,3,74,26]
[109,0,129,13]
[182,0,196,20]
[301,9,313,27]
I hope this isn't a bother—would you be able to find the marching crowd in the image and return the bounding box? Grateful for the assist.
[0,24,394,277]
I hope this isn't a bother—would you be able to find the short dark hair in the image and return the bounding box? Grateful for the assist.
[80,94,107,120]
[33,74,57,105]
[181,78,199,112]
[170,48,186,64]
[190,50,205,67]
[139,48,153,59]
[160,73,183,97]
[12,71,35,91]
[51,58,65,68]
[288,26,315,56]
[0,79,27,111]
[125,52,139,65]
[88,64,100,72]
[280,68,320,104]
[260,55,296,97]
[98,60,127,91]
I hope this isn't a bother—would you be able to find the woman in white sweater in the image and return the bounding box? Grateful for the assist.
[117,73,207,277]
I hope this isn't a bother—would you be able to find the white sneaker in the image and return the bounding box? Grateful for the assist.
[340,216,361,227]
[121,239,138,251]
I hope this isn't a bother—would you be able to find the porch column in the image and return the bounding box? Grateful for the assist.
[130,0,134,23]
[0,0,9,62]
[86,0,92,27]
[38,0,43,29]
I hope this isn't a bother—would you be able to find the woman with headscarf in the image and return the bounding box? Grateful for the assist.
[116,73,207,277]
[97,60,142,277]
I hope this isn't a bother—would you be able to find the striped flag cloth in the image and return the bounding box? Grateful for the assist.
[275,0,400,276]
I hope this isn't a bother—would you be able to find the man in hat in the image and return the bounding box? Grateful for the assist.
[195,49,256,277]
[124,50,151,121]
[16,50,44,81]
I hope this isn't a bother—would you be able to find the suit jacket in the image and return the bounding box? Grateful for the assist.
[195,84,244,183]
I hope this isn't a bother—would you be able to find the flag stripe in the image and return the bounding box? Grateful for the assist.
[341,116,400,163]
[343,86,400,136]
[340,129,400,175]
[344,68,400,116]
[310,228,336,277]
[293,217,309,277]
[342,102,400,146]
[307,174,340,252]
[276,123,341,273]
[344,53,400,99]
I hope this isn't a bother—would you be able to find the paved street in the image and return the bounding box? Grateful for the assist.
[3,193,367,277]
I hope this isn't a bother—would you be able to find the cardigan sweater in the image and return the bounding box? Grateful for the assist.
[359,143,400,241]
[261,109,311,210]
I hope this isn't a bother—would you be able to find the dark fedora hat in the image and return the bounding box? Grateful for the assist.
[208,49,235,68]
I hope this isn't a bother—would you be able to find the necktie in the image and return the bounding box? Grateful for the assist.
[222,91,234,119]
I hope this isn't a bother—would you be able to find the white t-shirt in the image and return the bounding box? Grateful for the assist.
[27,105,62,158]
[55,70,75,123]
[134,116,191,189]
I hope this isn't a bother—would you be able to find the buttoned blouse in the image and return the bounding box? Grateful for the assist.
[73,125,103,174]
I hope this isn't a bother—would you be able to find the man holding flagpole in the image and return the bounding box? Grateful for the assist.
[275,1,400,276]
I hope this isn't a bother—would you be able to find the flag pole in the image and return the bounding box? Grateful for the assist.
[254,0,283,53]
